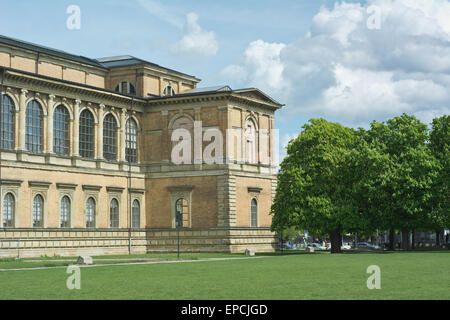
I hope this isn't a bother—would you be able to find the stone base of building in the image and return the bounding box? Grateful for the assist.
[0,227,278,258]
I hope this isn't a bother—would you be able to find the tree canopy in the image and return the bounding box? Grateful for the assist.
[271,114,447,253]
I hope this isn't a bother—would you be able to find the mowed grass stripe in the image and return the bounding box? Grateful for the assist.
[0,252,448,300]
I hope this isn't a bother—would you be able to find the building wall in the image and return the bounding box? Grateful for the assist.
[146,176,218,228]
[235,176,273,228]
[0,45,107,88]
[0,42,280,257]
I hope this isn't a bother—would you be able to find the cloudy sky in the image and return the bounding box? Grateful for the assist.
[1,0,449,158]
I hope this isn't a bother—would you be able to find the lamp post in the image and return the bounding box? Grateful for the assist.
[176,212,182,260]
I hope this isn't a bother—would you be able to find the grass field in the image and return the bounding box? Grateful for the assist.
[0,251,449,300]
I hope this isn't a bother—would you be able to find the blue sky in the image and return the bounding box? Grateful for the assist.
[1,0,449,159]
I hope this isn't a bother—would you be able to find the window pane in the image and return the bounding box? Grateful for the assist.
[79,109,95,158]
[251,199,257,227]
[132,200,140,228]
[3,193,15,228]
[0,95,15,150]
[86,197,95,228]
[60,196,71,228]
[53,105,70,155]
[26,100,43,153]
[103,114,118,161]
[110,199,119,228]
[33,195,44,228]
[125,118,138,163]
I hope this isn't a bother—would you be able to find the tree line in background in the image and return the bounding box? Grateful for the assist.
[271,114,449,253]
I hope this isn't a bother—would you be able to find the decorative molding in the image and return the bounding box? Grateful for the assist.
[82,185,102,191]
[28,181,52,188]
[167,186,195,192]
[248,187,263,193]
[56,183,77,190]
[0,179,23,186]
[106,186,125,193]
[129,188,145,194]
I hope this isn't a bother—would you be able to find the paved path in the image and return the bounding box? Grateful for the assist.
[0,256,270,272]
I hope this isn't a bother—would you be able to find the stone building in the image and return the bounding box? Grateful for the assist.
[0,35,281,258]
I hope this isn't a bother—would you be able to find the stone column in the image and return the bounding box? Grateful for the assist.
[46,94,55,153]
[97,104,105,160]
[73,99,80,157]
[269,115,274,167]
[18,89,28,150]
[161,110,169,163]
[217,175,237,227]
[120,108,127,162]
[194,107,202,165]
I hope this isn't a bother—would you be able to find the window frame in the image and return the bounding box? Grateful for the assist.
[32,194,44,228]
[53,105,71,156]
[251,198,258,228]
[109,198,119,228]
[125,117,138,163]
[85,197,96,228]
[25,100,44,153]
[60,195,71,228]
[0,94,16,150]
[79,109,95,159]
[2,193,15,228]
[132,199,140,229]
[103,113,118,161]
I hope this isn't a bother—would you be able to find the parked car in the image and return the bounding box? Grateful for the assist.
[356,242,380,250]
[280,242,294,249]
[324,243,351,250]
[307,243,327,250]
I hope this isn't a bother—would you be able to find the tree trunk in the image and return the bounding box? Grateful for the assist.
[330,229,342,254]
[411,230,415,250]
[401,228,409,251]
[436,231,441,247]
[388,228,395,251]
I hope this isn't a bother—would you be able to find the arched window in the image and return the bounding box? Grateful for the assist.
[132,199,140,228]
[86,197,96,228]
[60,196,71,228]
[79,109,95,159]
[3,193,15,228]
[26,100,43,153]
[245,118,257,164]
[33,194,44,228]
[110,199,119,228]
[175,198,189,228]
[251,199,258,228]
[125,118,138,163]
[103,114,118,161]
[114,81,136,95]
[53,105,70,155]
[1,95,15,150]
[163,86,175,97]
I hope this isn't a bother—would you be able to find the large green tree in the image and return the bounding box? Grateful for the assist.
[428,115,450,245]
[360,114,440,250]
[271,119,359,253]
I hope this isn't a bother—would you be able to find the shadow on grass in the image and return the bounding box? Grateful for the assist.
[256,248,450,257]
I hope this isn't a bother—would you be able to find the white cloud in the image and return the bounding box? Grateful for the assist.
[174,13,219,57]
[221,40,286,93]
[222,0,450,127]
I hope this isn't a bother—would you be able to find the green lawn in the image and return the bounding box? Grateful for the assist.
[0,251,449,300]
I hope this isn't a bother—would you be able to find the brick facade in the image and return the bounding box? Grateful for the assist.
[0,35,281,257]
